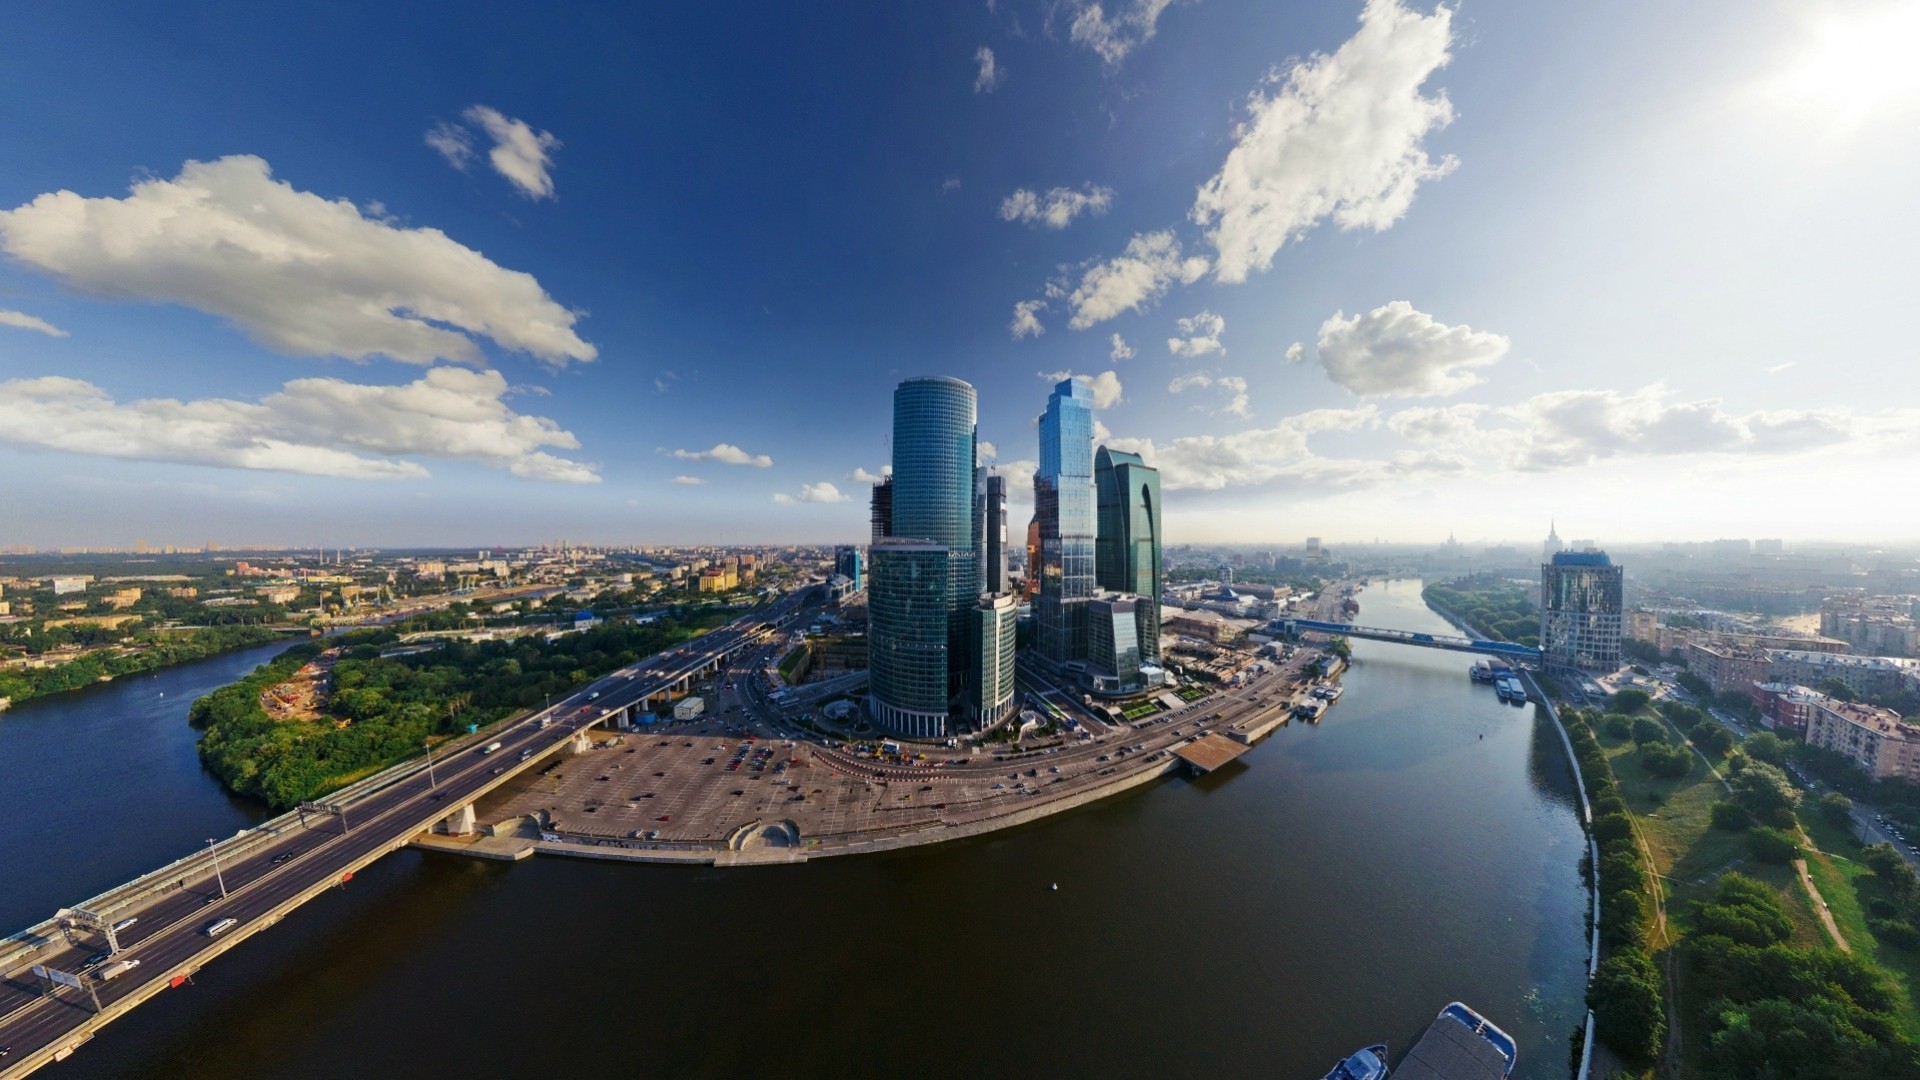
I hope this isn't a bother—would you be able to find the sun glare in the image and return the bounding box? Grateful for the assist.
[1773,2,1920,121]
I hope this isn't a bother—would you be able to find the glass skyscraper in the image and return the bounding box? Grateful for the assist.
[1035,377,1095,663]
[1095,446,1162,661]
[1540,549,1624,672]
[868,376,979,738]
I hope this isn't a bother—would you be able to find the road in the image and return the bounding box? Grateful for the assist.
[0,587,819,1077]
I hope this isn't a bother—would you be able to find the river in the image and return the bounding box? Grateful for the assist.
[6,580,1589,1079]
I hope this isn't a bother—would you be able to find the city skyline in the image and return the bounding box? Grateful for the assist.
[4,1,1920,547]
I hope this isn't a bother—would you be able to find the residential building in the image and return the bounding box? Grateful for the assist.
[1095,445,1163,662]
[1753,682,1821,735]
[1034,377,1096,664]
[1540,549,1624,672]
[1767,650,1920,700]
[1683,639,1773,701]
[970,593,1018,728]
[1805,697,1920,781]
[50,576,89,595]
[105,588,142,610]
[1821,593,1920,658]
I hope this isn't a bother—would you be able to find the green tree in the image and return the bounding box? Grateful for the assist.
[1692,722,1735,758]
[1743,730,1786,765]
[1602,713,1634,741]
[1747,826,1800,865]
[1588,947,1667,1061]
[1815,676,1856,702]
[1631,716,1668,745]
[1711,801,1752,831]
[1729,761,1802,829]
[1819,791,1855,827]
[1611,687,1652,714]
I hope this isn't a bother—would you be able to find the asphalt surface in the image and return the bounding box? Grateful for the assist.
[0,588,818,1076]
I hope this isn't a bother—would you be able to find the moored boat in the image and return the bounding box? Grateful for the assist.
[1322,1042,1389,1080]
[1393,1002,1516,1080]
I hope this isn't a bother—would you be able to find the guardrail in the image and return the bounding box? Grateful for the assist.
[1521,669,1597,1080]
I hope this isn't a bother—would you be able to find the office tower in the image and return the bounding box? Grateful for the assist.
[868,540,953,738]
[983,472,1008,594]
[1024,514,1040,600]
[833,544,864,592]
[971,593,1019,727]
[1094,446,1162,661]
[867,376,979,738]
[1086,595,1143,693]
[1034,377,1096,664]
[870,477,893,543]
[1540,549,1625,672]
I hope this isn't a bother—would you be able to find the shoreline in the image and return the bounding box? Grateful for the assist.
[0,629,305,718]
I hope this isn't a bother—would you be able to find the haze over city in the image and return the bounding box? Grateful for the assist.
[4,0,1917,547]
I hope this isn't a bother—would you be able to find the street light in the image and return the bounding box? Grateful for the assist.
[424,740,438,788]
[206,838,229,899]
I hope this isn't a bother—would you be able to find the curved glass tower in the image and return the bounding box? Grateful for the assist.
[869,376,979,738]
[1095,445,1162,660]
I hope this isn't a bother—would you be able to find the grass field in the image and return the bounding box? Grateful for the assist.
[1796,803,1920,1040]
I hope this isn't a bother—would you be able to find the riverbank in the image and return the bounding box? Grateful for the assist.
[0,624,301,713]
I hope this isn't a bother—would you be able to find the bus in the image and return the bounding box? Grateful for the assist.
[203,917,238,938]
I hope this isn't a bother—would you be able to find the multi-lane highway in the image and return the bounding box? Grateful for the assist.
[0,589,816,1078]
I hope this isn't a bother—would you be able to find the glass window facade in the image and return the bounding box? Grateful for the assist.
[1095,446,1162,661]
[971,593,1019,727]
[1540,551,1624,671]
[1035,378,1095,663]
[868,541,953,738]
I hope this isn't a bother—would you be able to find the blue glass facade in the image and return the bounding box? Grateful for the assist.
[1095,446,1162,661]
[1035,378,1095,663]
[868,376,979,738]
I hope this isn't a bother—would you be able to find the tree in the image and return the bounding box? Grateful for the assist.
[1611,687,1652,714]
[1711,801,1752,831]
[1747,826,1800,865]
[1816,676,1856,702]
[1692,722,1735,759]
[1602,714,1634,741]
[1588,947,1667,1061]
[1631,716,1668,745]
[1819,791,1855,827]
[1729,761,1802,829]
[1744,730,1786,766]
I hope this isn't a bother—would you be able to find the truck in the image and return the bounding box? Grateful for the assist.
[203,917,238,937]
[99,959,141,981]
[538,717,553,730]
[481,741,503,755]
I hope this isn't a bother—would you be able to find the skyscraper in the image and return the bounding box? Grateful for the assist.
[1542,519,1564,565]
[1095,445,1162,661]
[870,477,893,543]
[833,544,863,592]
[867,376,980,738]
[983,472,1008,595]
[971,593,1019,727]
[1034,377,1096,663]
[1541,549,1624,672]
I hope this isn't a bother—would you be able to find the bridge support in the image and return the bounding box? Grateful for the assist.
[570,731,592,753]
[435,803,477,836]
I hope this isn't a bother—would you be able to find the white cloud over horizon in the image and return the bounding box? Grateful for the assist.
[773,481,851,505]
[672,443,774,467]
[1040,369,1124,409]
[1168,371,1251,418]
[1167,310,1226,357]
[0,309,67,337]
[1313,301,1509,397]
[0,367,598,483]
[0,156,596,367]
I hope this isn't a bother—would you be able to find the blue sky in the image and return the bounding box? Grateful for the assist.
[3,0,1917,547]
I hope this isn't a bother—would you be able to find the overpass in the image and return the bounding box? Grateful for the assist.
[0,588,819,1079]
[1273,618,1543,665]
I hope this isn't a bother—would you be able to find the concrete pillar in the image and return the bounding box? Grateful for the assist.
[570,731,592,753]
[438,803,477,836]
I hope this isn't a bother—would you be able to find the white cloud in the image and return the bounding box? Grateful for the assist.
[773,481,851,505]
[1109,333,1135,361]
[0,309,66,337]
[1313,301,1508,397]
[1168,371,1252,418]
[999,184,1115,229]
[672,443,773,468]
[668,475,706,485]
[1766,361,1795,374]
[1041,369,1124,409]
[0,367,598,483]
[940,176,963,194]
[974,46,1004,93]
[1192,0,1459,284]
[1057,231,1209,330]
[1167,310,1226,357]
[847,466,889,483]
[1109,406,1382,491]
[0,156,595,367]
[1067,0,1177,67]
[1010,299,1048,339]
[462,106,562,200]
[1284,341,1305,363]
[1094,418,1113,443]
[424,122,474,169]
[994,459,1040,501]
[978,440,998,461]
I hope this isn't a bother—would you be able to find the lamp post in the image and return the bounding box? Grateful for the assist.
[206,838,229,899]
[424,740,438,788]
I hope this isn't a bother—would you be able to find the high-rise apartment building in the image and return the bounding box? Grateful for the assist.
[1095,446,1162,661]
[1540,549,1624,671]
[867,376,980,738]
[1034,377,1095,663]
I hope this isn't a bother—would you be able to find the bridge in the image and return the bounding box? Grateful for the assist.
[1274,618,1542,664]
[0,587,821,1080]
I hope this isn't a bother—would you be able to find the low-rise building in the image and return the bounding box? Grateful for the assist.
[1752,682,1821,735]
[1805,697,1920,780]
[1683,639,1774,701]
[1768,650,1920,700]
[672,696,706,720]
[104,587,143,610]
[50,576,90,595]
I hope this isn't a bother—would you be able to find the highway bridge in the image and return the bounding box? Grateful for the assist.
[1273,618,1543,665]
[0,588,819,1079]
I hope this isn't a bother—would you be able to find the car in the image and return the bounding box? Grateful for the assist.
[657,814,672,822]
[80,952,109,971]
[111,917,138,932]
[271,852,294,865]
